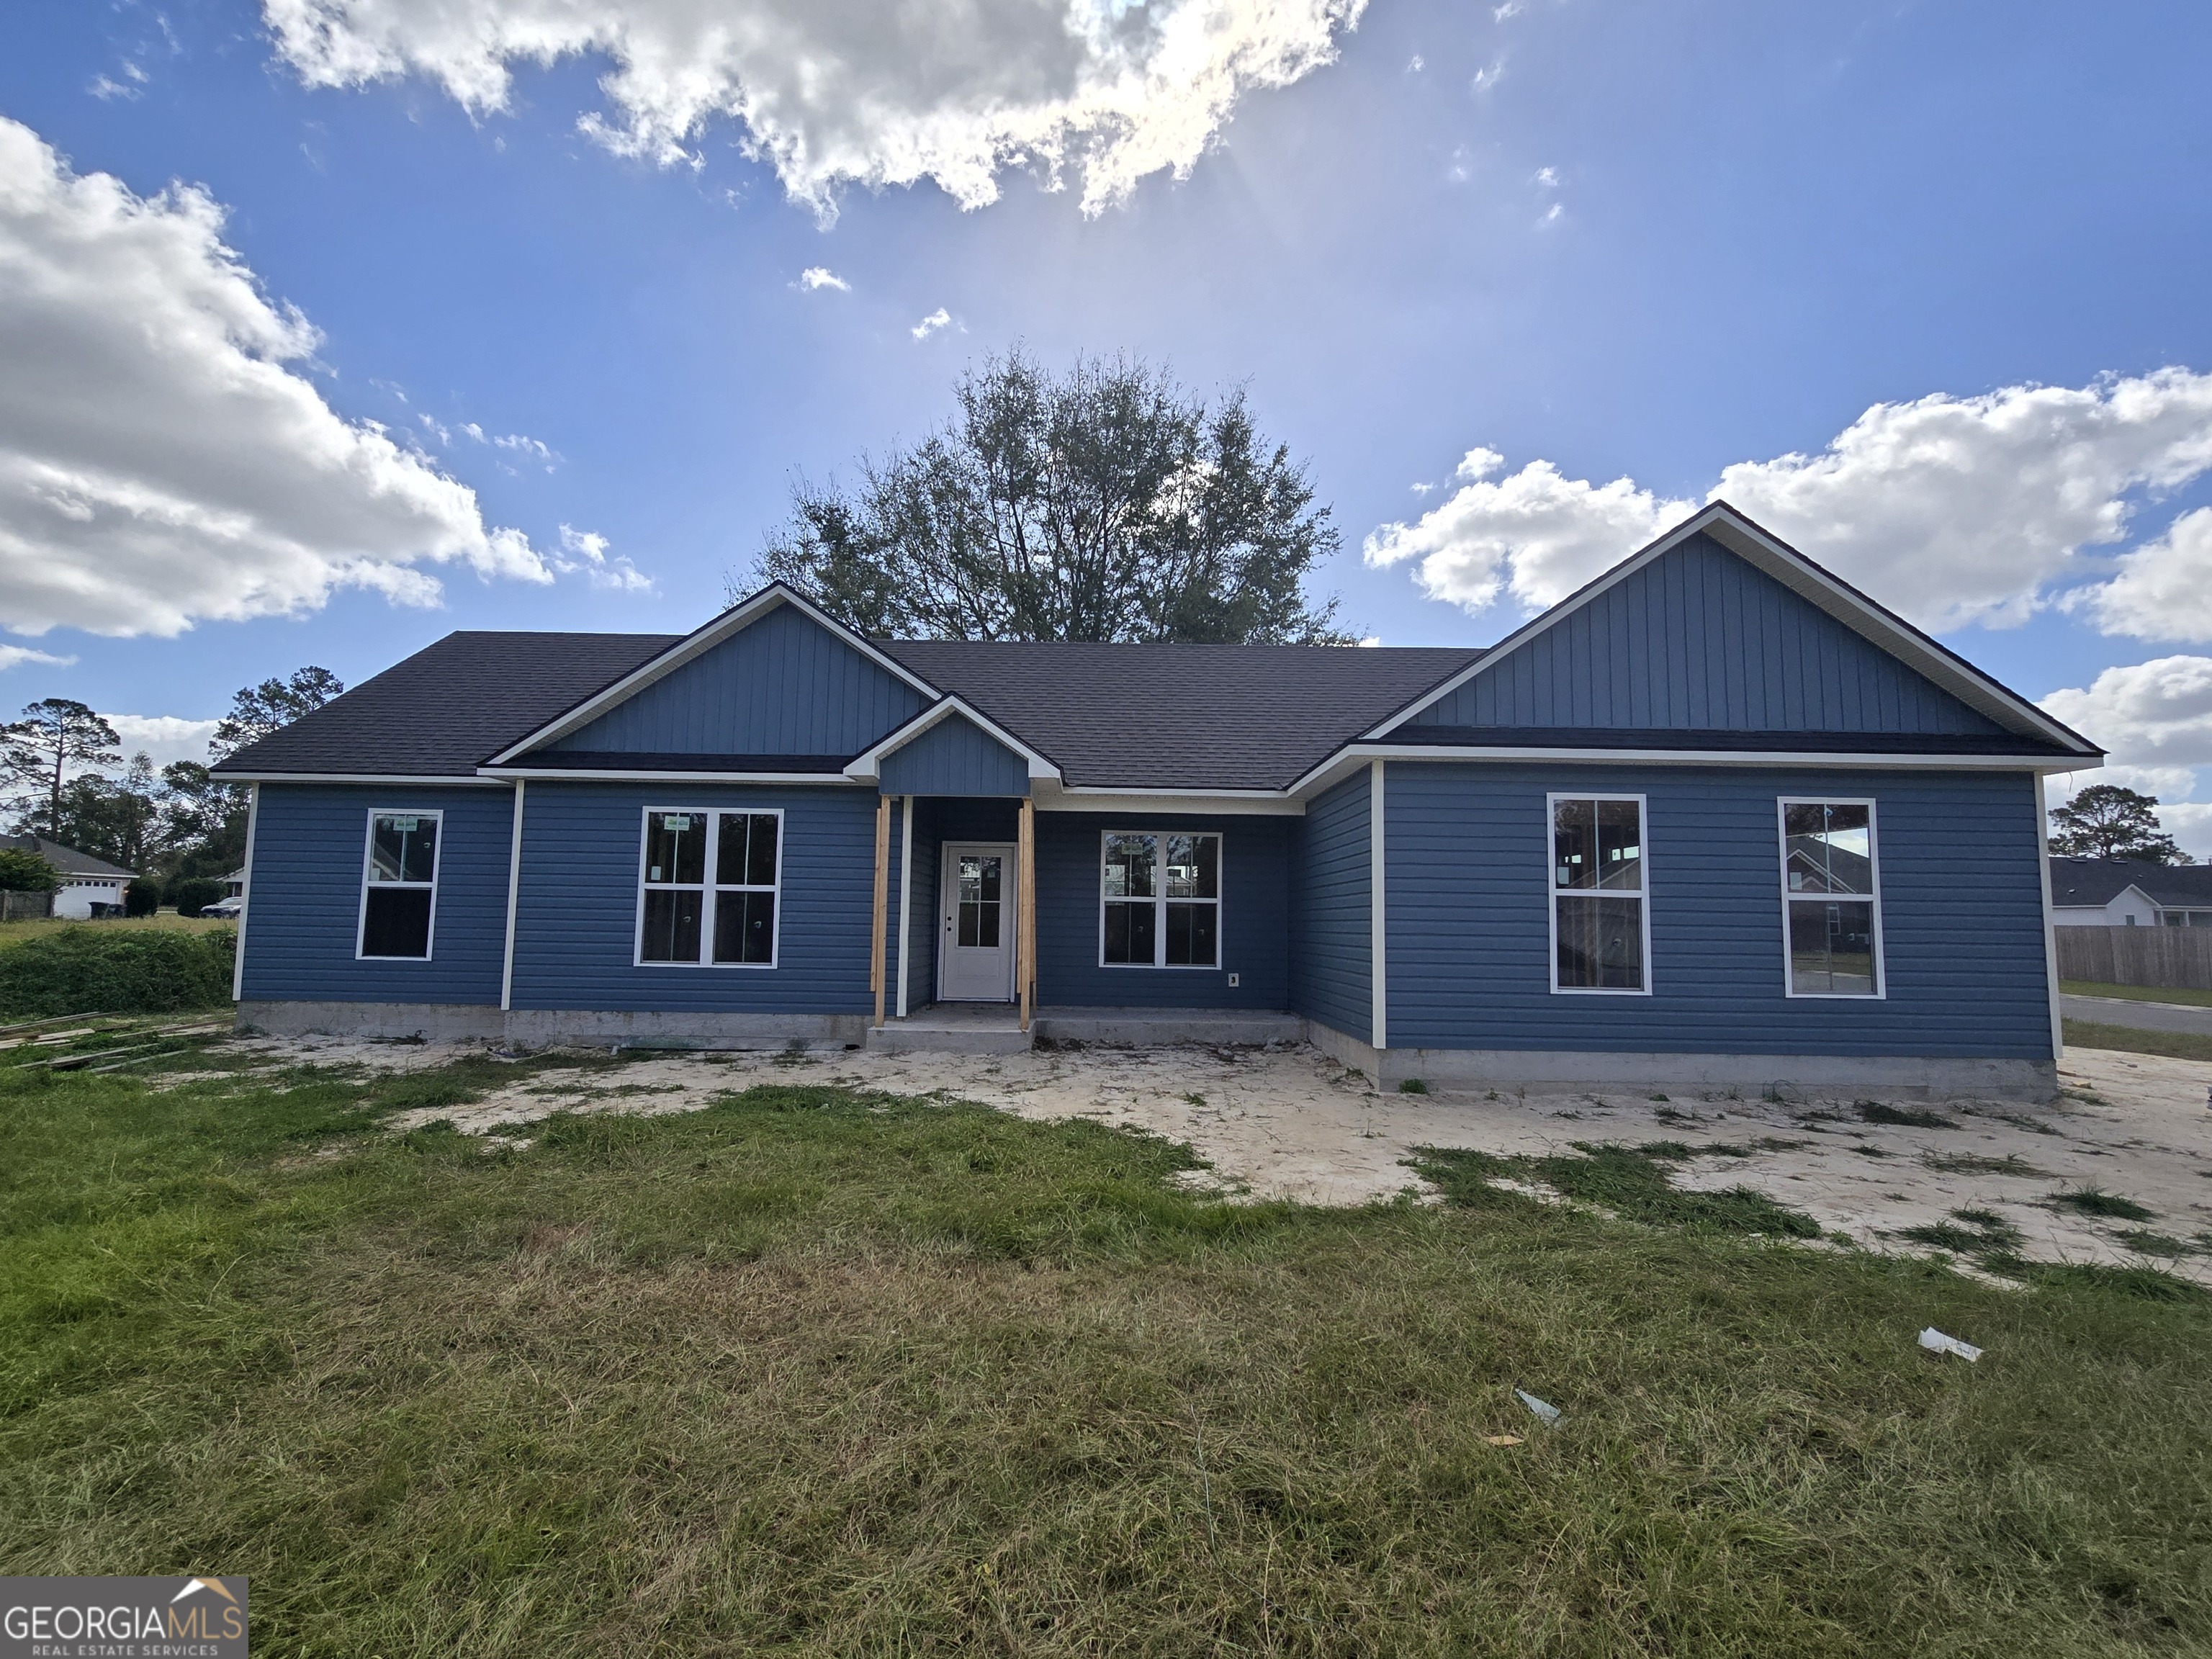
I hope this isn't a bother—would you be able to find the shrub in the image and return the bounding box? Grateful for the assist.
[123,879,161,918]
[0,927,235,1017]
[166,876,225,918]
[0,849,58,892]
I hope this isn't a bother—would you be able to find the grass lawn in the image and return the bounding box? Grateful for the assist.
[2062,980,2212,1010]
[5,1054,2210,1657]
[2064,1018,2212,1064]
[0,912,230,952]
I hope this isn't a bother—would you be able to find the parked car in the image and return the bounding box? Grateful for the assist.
[201,897,244,920]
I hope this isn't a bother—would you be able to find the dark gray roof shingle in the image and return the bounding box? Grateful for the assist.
[878,640,1483,789]
[212,631,677,778]
[2051,857,2212,909]
[3,833,138,880]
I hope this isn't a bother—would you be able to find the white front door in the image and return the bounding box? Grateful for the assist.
[939,842,1017,1002]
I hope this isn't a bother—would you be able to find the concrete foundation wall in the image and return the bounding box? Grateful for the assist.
[238,999,867,1049]
[1305,1019,2057,1101]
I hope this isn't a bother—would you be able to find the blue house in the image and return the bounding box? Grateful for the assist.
[212,503,2101,1099]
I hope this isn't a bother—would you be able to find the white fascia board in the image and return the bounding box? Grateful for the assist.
[486,584,942,766]
[479,767,866,786]
[1290,743,2100,799]
[1362,502,2103,758]
[842,695,1063,783]
[215,772,510,786]
[1035,788,1303,817]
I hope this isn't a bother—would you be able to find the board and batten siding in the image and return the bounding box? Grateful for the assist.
[506,781,877,1012]
[1290,773,1372,1043]
[879,714,1030,796]
[1383,763,2053,1058]
[239,783,512,1005]
[547,603,925,756]
[1410,533,2006,735]
[1032,813,1292,1010]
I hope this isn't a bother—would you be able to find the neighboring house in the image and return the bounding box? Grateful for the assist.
[223,868,247,899]
[210,502,2105,1099]
[2,834,139,919]
[2049,857,2212,928]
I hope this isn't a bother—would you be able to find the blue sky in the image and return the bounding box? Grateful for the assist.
[4,0,2211,845]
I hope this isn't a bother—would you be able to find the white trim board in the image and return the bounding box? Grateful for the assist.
[487,585,941,766]
[1362,501,2103,757]
[1775,796,1886,1001]
[215,773,509,787]
[480,766,868,786]
[1290,743,2097,801]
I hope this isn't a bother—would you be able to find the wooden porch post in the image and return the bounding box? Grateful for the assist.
[872,794,891,1028]
[1017,797,1037,1032]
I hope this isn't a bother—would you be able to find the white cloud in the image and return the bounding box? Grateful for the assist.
[262,0,1366,217]
[0,644,75,671]
[1492,1,1524,19]
[1533,166,1558,187]
[1405,53,1424,73]
[0,116,559,640]
[796,266,849,292]
[102,713,222,770]
[553,523,652,591]
[911,307,953,341]
[1365,369,2212,632]
[2041,656,2212,773]
[494,432,558,469]
[2084,506,2212,642]
[1471,60,1505,91]
[2152,801,2212,860]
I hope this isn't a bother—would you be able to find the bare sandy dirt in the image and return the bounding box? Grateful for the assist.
[211,1033,2212,1282]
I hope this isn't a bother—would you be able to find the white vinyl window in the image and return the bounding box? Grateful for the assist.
[357,809,441,961]
[1779,799,1884,997]
[1100,831,1222,968]
[1548,795,1650,994]
[635,808,783,968]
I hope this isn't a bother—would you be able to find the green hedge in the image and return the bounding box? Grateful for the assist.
[0,927,237,1019]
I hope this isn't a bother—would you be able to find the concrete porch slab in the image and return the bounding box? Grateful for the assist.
[868,1002,1033,1055]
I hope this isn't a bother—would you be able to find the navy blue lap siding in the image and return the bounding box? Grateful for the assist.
[240,784,513,1005]
[1034,813,1292,1010]
[508,782,878,1012]
[1383,763,2053,1058]
[1290,773,1371,1042]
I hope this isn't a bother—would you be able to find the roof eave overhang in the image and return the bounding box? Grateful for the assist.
[210,771,510,786]
[485,584,943,768]
[478,766,868,785]
[1289,742,2101,800]
[1359,502,2105,759]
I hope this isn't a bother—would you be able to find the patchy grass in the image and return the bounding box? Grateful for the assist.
[2050,1187,2158,1223]
[1856,1101,1960,1130]
[2065,1020,2212,1063]
[2117,1231,2210,1259]
[1410,1141,1823,1238]
[1921,1151,2056,1178]
[1899,1208,2027,1260]
[2064,980,2212,1010]
[4,1061,2212,1656]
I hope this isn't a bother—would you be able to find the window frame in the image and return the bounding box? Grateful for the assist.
[631,804,786,971]
[355,807,444,962]
[1545,792,1653,997]
[1096,828,1226,971]
[1776,796,1886,1001]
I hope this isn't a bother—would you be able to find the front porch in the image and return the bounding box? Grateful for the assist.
[867,792,1300,1047]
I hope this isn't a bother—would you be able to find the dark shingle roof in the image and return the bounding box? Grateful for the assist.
[4,834,138,880]
[878,641,1483,790]
[1380,725,2080,757]
[212,631,678,778]
[2051,857,2212,909]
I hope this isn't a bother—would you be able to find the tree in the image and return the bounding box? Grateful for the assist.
[1,699,120,840]
[45,755,160,871]
[211,666,344,760]
[748,350,1351,644]
[157,761,252,879]
[2047,783,2192,863]
[0,848,57,891]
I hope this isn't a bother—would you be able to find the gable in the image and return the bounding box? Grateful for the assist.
[878,712,1032,797]
[1407,532,2007,737]
[541,602,927,759]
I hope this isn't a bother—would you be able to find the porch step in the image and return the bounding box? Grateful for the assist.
[866,1006,1033,1056]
